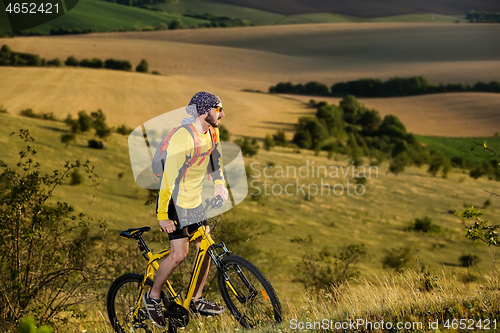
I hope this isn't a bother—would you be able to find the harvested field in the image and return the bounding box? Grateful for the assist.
[1,23,499,137]
[4,23,500,92]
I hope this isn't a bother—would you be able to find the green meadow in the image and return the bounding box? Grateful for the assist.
[6,0,210,35]
[417,135,500,167]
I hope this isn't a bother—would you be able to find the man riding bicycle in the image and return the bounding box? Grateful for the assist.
[143,91,229,328]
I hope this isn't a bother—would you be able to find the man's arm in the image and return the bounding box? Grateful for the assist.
[211,127,228,201]
[156,128,193,221]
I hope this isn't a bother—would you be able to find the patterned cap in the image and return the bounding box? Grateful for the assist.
[186,91,221,116]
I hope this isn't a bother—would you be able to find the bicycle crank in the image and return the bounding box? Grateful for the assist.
[164,303,189,328]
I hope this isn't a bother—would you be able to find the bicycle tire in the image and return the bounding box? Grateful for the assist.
[217,255,282,328]
[107,273,167,333]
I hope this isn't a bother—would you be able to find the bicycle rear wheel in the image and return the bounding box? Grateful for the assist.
[217,255,282,328]
[107,273,166,333]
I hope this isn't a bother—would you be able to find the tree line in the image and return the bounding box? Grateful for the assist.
[262,96,500,180]
[466,11,500,23]
[0,45,153,73]
[269,76,500,98]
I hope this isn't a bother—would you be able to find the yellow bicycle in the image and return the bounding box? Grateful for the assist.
[107,197,282,333]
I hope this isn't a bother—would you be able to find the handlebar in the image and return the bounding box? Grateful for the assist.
[203,195,224,215]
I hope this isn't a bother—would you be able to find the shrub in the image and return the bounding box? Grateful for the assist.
[0,105,7,114]
[0,130,107,325]
[388,154,407,175]
[295,243,369,291]
[79,58,103,68]
[69,169,83,185]
[218,124,230,141]
[234,137,259,157]
[382,246,414,272]
[60,133,75,147]
[407,217,442,234]
[459,254,481,267]
[19,108,36,118]
[19,317,52,333]
[46,58,62,67]
[272,129,288,146]
[64,55,79,66]
[91,109,111,139]
[135,59,149,73]
[75,111,93,133]
[88,139,105,149]
[116,124,133,135]
[169,19,183,29]
[104,58,132,71]
[263,133,275,151]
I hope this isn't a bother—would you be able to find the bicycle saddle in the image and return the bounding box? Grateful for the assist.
[120,226,151,239]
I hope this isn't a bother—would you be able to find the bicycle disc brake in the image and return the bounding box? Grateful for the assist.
[164,302,189,327]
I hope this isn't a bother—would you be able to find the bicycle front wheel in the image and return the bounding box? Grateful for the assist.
[107,273,165,333]
[217,255,282,328]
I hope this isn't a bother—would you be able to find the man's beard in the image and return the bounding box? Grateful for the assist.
[205,113,220,128]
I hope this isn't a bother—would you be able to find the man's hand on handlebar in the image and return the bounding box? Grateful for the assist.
[159,219,176,233]
[214,184,228,201]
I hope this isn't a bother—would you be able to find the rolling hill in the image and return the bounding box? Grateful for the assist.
[215,0,500,17]
[4,23,500,93]
[1,0,486,36]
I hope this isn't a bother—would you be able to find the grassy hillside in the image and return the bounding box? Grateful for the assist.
[417,135,500,166]
[1,111,499,301]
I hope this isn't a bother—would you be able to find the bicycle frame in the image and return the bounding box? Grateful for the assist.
[131,223,240,319]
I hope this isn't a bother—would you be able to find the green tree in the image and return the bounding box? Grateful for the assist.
[169,19,183,29]
[91,109,111,139]
[60,133,75,147]
[135,59,149,73]
[315,104,344,137]
[64,55,79,66]
[76,111,93,133]
[339,95,363,124]
[234,137,259,157]
[263,133,275,151]
[218,124,230,141]
[272,129,288,146]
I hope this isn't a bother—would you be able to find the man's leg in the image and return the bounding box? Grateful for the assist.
[189,226,224,315]
[150,237,189,300]
[192,231,211,300]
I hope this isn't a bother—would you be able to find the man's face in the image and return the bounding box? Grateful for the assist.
[205,103,224,128]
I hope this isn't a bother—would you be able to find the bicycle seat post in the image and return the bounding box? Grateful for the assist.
[136,235,151,260]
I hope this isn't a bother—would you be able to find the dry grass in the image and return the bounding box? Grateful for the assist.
[0,67,309,139]
[1,66,499,138]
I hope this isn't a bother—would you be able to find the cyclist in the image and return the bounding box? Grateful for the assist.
[143,91,229,328]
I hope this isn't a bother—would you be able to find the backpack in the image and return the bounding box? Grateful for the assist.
[152,123,217,184]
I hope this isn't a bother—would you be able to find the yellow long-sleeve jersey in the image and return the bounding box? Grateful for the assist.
[156,125,225,221]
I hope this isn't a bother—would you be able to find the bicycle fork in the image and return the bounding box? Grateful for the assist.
[210,242,257,303]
